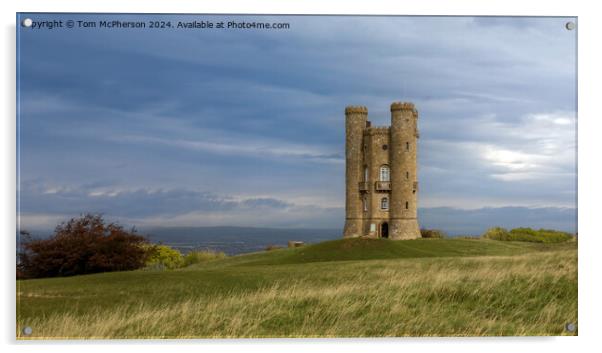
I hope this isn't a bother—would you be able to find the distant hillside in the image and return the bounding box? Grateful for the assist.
[18,207,576,254]
[19,206,576,238]
[141,226,341,254]
[143,226,339,242]
[419,206,576,235]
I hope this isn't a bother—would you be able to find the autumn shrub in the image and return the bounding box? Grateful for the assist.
[145,245,184,270]
[482,227,510,241]
[18,214,149,279]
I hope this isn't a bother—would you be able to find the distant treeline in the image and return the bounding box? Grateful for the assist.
[482,227,574,243]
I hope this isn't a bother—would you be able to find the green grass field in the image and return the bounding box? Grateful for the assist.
[16,238,577,339]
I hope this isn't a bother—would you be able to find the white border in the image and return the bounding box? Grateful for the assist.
[3,1,600,352]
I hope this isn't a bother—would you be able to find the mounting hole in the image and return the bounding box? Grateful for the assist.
[21,18,33,28]
[22,326,32,335]
[565,21,575,30]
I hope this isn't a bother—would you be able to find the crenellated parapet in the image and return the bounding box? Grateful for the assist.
[364,126,390,136]
[345,106,368,115]
[390,102,416,112]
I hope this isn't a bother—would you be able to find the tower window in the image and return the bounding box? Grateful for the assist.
[406,142,410,151]
[405,201,409,209]
[382,144,388,150]
[406,171,409,179]
[381,197,389,210]
[379,165,390,182]
[364,165,369,182]
[363,196,368,212]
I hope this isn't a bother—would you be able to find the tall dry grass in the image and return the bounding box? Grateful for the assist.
[17,249,576,339]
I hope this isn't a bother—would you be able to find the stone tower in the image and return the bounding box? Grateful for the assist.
[343,102,421,239]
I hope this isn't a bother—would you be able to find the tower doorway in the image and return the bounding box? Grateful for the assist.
[381,222,389,238]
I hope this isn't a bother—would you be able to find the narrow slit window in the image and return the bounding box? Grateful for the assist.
[406,142,410,151]
[405,201,409,209]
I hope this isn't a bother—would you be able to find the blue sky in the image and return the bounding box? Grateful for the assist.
[17,14,577,233]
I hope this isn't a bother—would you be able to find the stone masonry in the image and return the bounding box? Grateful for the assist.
[343,102,421,239]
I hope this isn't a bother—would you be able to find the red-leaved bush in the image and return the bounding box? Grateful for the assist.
[18,214,150,279]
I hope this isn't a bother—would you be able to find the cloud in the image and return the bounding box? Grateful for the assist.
[18,183,344,231]
[17,14,577,228]
[418,110,575,206]
[107,134,343,163]
[19,183,577,237]
[18,181,576,236]
[479,113,575,181]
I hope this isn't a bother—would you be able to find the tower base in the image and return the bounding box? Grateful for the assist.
[343,219,363,238]
[389,219,421,240]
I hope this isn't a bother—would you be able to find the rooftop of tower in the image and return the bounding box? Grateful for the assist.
[345,106,368,114]
[390,102,415,111]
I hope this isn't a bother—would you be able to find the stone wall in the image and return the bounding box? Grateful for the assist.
[343,102,421,240]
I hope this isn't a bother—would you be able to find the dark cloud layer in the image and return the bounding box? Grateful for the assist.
[19,183,575,235]
[17,14,577,232]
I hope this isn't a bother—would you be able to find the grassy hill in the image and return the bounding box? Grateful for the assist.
[16,238,577,338]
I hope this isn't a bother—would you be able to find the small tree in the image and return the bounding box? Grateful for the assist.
[420,229,447,239]
[18,214,149,279]
[145,245,184,269]
[482,227,510,240]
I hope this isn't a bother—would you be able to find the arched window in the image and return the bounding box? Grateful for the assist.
[406,142,410,151]
[379,165,390,182]
[363,196,368,212]
[381,197,389,210]
[405,201,409,209]
[364,165,369,182]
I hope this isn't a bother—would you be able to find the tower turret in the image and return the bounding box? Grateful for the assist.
[389,102,421,239]
[343,106,367,238]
